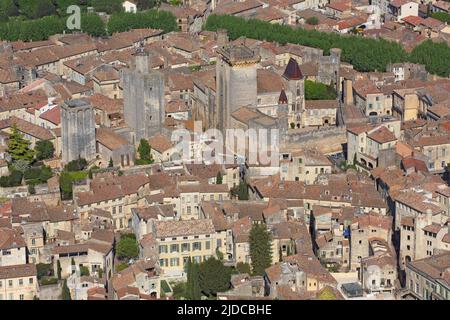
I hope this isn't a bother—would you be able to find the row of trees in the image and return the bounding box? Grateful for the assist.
[204,14,450,77]
[107,10,177,34]
[0,8,177,41]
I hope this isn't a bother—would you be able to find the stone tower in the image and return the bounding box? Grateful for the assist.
[318,48,341,93]
[216,43,260,132]
[121,47,165,144]
[61,98,96,164]
[277,89,289,143]
[283,58,304,128]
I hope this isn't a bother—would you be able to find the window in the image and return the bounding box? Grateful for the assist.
[170,258,179,267]
[205,241,210,250]
[8,280,13,287]
[193,242,201,251]
[19,279,23,286]
[159,245,168,254]
[170,244,179,253]
[181,243,190,252]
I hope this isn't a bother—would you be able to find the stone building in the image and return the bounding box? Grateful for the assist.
[318,48,341,93]
[215,43,260,132]
[283,58,305,128]
[61,98,96,164]
[121,47,165,144]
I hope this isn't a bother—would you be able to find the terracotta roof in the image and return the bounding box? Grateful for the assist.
[402,15,424,27]
[0,227,26,249]
[148,134,173,153]
[39,106,61,125]
[96,127,129,150]
[367,126,397,144]
[305,100,338,110]
[0,263,37,279]
[154,219,215,238]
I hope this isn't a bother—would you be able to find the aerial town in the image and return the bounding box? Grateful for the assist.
[0,0,449,303]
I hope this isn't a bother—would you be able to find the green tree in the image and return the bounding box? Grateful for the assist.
[116,262,129,272]
[0,0,19,22]
[431,12,450,24]
[116,234,139,260]
[305,16,319,25]
[28,183,36,194]
[92,0,123,13]
[61,279,71,300]
[7,125,35,163]
[233,181,249,200]
[81,13,107,37]
[236,262,251,274]
[57,260,62,280]
[60,171,73,200]
[18,0,56,19]
[198,257,231,297]
[137,139,154,164]
[79,265,90,276]
[172,281,187,300]
[216,171,223,184]
[305,80,337,100]
[249,223,272,276]
[71,257,76,274]
[138,138,150,160]
[35,140,55,160]
[186,259,201,300]
[107,10,177,34]
[108,157,114,168]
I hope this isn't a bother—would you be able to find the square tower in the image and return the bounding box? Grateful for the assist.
[121,48,165,144]
[61,98,96,164]
[216,44,260,132]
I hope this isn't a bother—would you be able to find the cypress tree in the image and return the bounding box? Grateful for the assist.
[249,223,273,276]
[57,260,62,280]
[61,280,71,300]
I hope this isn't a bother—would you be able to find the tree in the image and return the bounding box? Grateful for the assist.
[138,139,151,160]
[137,139,154,164]
[18,0,56,19]
[7,125,35,163]
[79,265,90,277]
[305,80,337,100]
[28,183,36,194]
[116,234,139,260]
[186,259,201,300]
[249,223,273,276]
[57,260,62,280]
[236,262,251,274]
[0,0,19,22]
[108,157,114,168]
[61,280,71,300]
[65,158,87,172]
[59,171,73,200]
[35,140,55,160]
[71,257,76,274]
[305,17,319,25]
[92,0,123,13]
[81,13,107,37]
[198,257,231,297]
[216,171,223,184]
[233,181,249,200]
